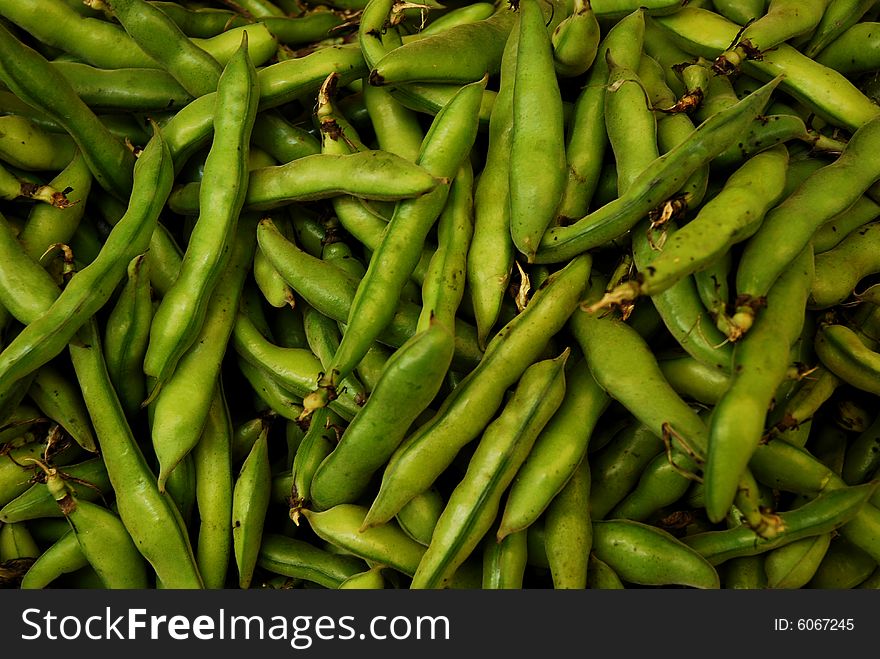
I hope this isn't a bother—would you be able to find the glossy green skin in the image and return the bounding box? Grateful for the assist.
[0,521,39,561]
[0,434,82,508]
[705,246,814,523]
[303,504,427,576]
[843,413,880,485]
[302,304,367,406]
[151,221,255,489]
[19,530,88,590]
[103,254,153,419]
[237,357,304,422]
[0,214,66,327]
[0,23,136,200]
[51,61,194,111]
[291,407,336,513]
[168,151,443,213]
[815,322,880,396]
[604,60,658,197]
[653,8,880,131]
[588,423,664,520]
[694,251,732,333]
[499,357,608,538]
[397,488,445,547]
[810,221,880,308]
[544,455,592,589]
[593,520,720,588]
[813,196,880,253]
[736,115,880,326]
[533,76,780,263]
[144,40,259,391]
[362,82,424,163]
[0,130,172,403]
[69,319,204,588]
[232,314,362,421]
[192,387,233,589]
[637,145,789,297]
[251,111,320,163]
[808,537,878,588]
[482,529,528,589]
[410,352,569,589]
[320,78,484,396]
[468,21,518,348]
[310,319,454,510]
[764,533,832,589]
[195,24,277,68]
[256,219,483,370]
[28,365,97,453]
[19,151,92,263]
[587,555,625,589]
[55,490,150,589]
[609,452,691,521]
[721,556,768,589]
[358,0,399,70]
[590,0,687,18]
[712,0,767,24]
[0,115,76,171]
[0,0,159,68]
[816,22,880,74]
[148,2,248,38]
[552,0,600,78]
[683,483,878,565]
[162,44,367,169]
[804,0,878,57]
[106,0,222,97]
[508,0,566,261]
[717,0,828,70]
[370,5,516,86]
[260,12,346,47]
[418,161,474,333]
[657,355,731,406]
[232,427,271,589]
[338,565,386,589]
[257,533,365,588]
[363,254,591,529]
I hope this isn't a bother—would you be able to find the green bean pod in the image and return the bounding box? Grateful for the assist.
[508,0,567,261]
[551,0,600,78]
[304,76,485,408]
[704,246,814,522]
[19,151,92,264]
[684,483,879,564]
[103,254,153,419]
[231,424,270,589]
[714,0,829,74]
[192,386,233,589]
[144,38,259,395]
[813,196,880,253]
[0,127,172,402]
[28,365,97,454]
[808,536,879,588]
[814,321,880,396]
[369,4,516,86]
[363,254,591,529]
[733,117,880,334]
[417,161,474,333]
[41,465,149,588]
[362,82,425,163]
[302,304,368,408]
[151,220,255,490]
[255,219,484,370]
[302,504,427,577]
[397,488,446,547]
[310,317,454,510]
[815,21,880,74]
[0,115,76,172]
[657,354,731,406]
[69,318,204,588]
[468,20,518,349]
[0,22,136,200]
[257,533,365,588]
[534,75,781,263]
[592,519,719,588]
[810,221,880,308]
[410,350,569,589]
[803,0,878,58]
[764,533,832,589]
[544,455,592,589]
[498,357,609,538]
[19,530,88,590]
[653,7,880,131]
[289,407,337,519]
[167,150,445,213]
[482,527,528,589]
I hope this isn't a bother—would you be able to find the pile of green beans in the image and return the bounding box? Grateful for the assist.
[3,0,880,591]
